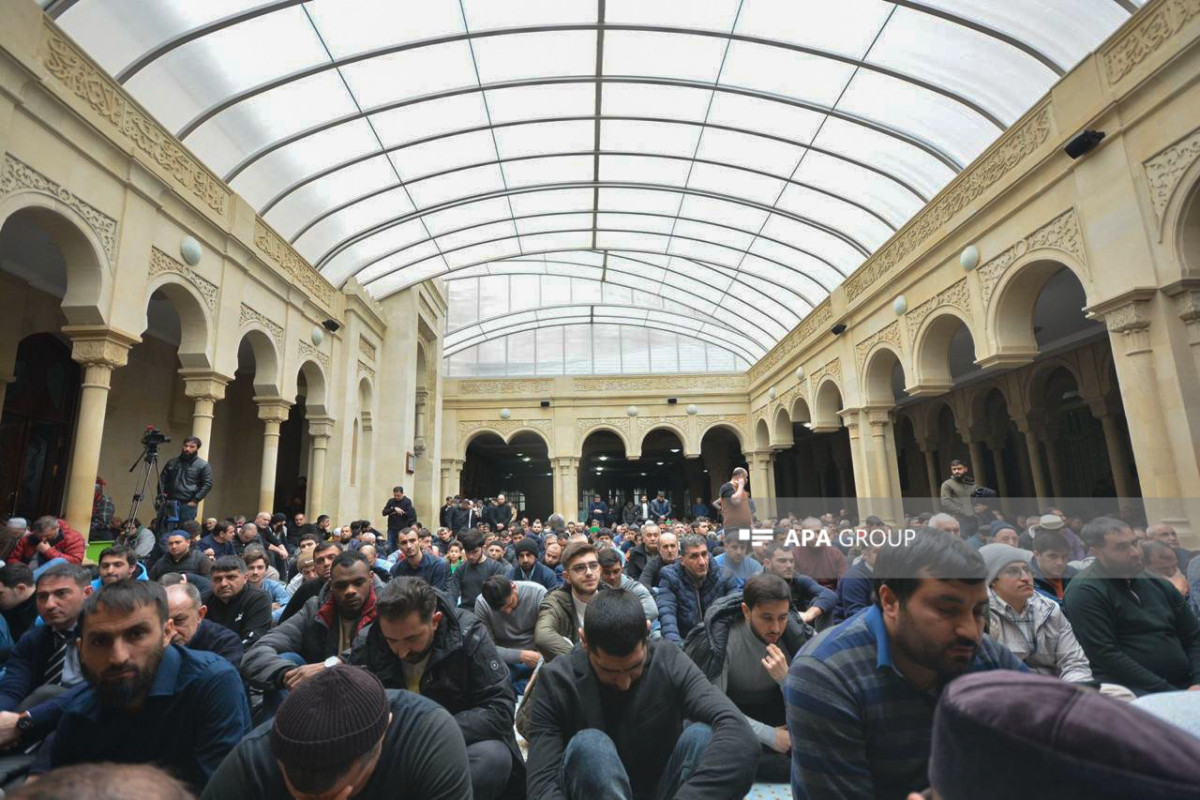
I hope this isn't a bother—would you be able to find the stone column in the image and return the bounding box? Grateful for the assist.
[866,409,903,524]
[414,388,428,456]
[922,449,940,501]
[180,371,229,518]
[967,439,987,487]
[63,330,135,541]
[1013,416,1050,507]
[746,450,774,520]
[306,417,335,516]
[256,400,292,513]
[1040,424,1065,500]
[985,436,1012,516]
[1087,399,1134,499]
[440,458,464,499]
[841,412,865,516]
[552,457,579,521]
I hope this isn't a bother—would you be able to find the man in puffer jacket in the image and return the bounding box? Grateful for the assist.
[981,543,1093,683]
[656,534,739,643]
[683,574,814,781]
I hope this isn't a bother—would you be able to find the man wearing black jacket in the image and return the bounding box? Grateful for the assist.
[624,522,660,582]
[440,497,457,530]
[449,530,506,610]
[526,589,757,799]
[205,556,273,650]
[159,436,213,525]
[351,577,521,800]
[487,495,515,532]
[382,486,417,553]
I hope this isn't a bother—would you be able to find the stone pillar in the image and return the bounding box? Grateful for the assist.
[256,400,292,513]
[440,458,464,499]
[842,412,865,516]
[866,409,903,524]
[63,330,135,541]
[1040,424,1065,500]
[922,448,940,502]
[967,439,987,487]
[307,417,335,516]
[985,436,1012,516]
[746,450,774,520]
[552,457,579,521]
[1088,399,1134,500]
[414,388,428,456]
[1013,416,1050,507]
[180,371,229,518]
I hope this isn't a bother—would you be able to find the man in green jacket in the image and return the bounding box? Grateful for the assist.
[1064,516,1200,694]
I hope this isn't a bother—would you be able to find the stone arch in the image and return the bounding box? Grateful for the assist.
[144,275,212,369]
[238,328,282,396]
[790,395,812,425]
[0,195,112,325]
[1164,146,1200,273]
[698,420,746,451]
[911,309,978,393]
[1023,357,1085,415]
[297,359,329,417]
[861,344,906,406]
[639,422,689,456]
[772,406,794,449]
[358,375,375,424]
[754,416,770,450]
[987,254,1091,362]
[577,422,632,455]
[812,379,845,432]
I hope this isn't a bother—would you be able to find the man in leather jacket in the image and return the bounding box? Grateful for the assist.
[160,437,213,525]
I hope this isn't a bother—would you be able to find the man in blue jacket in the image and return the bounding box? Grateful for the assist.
[91,544,149,591]
[390,527,448,591]
[649,492,672,524]
[509,538,560,590]
[760,542,838,626]
[656,534,739,643]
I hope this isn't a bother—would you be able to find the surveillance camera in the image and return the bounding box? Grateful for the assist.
[321,319,341,333]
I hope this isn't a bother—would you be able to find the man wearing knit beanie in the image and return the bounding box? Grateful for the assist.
[203,665,471,799]
[509,537,559,590]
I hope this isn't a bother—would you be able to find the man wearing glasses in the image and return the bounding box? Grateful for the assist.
[535,541,611,662]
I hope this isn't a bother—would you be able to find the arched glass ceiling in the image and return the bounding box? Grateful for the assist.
[44,0,1142,373]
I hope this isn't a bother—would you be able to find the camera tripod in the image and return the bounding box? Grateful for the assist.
[125,444,164,537]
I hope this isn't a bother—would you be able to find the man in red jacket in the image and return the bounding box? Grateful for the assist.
[9,516,85,577]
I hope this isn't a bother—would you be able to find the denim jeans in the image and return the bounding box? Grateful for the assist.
[508,662,534,696]
[257,652,306,722]
[560,723,713,800]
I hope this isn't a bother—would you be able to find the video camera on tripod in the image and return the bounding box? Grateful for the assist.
[122,425,171,540]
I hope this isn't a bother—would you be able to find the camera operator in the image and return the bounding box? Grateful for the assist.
[158,436,213,526]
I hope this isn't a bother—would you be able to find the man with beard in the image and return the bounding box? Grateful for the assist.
[623,522,659,582]
[243,552,377,703]
[351,577,520,800]
[158,437,213,526]
[205,556,273,650]
[683,573,813,782]
[37,580,250,790]
[1064,516,1200,694]
[448,530,506,610]
[760,542,837,626]
[149,530,211,581]
[786,529,1025,800]
[252,513,290,569]
[636,530,678,590]
[656,535,738,644]
[536,541,605,662]
[390,527,448,590]
[164,582,243,666]
[279,541,342,622]
[91,544,148,590]
[508,538,560,590]
[597,549,658,632]
[526,589,758,799]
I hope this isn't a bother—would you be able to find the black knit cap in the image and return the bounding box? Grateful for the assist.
[270,666,390,769]
[513,538,539,556]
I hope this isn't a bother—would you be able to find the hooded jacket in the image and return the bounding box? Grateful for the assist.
[656,562,740,643]
[939,474,976,518]
[350,591,524,799]
[241,582,376,688]
[987,589,1093,683]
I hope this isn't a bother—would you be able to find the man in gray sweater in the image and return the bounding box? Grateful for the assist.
[476,575,545,693]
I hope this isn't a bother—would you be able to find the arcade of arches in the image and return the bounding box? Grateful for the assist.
[2,0,1200,546]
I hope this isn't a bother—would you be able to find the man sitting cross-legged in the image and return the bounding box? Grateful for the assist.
[475,575,545,694]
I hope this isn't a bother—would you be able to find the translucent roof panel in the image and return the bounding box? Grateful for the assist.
[48,0,1142,374]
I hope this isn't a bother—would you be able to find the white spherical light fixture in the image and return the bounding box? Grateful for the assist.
[795,366,805,382]
[686,404,698,415]
[768,386,777,400]
[960,245,980,271]
[310,326,325,346]
[893,295,908,315]
[499,408,511,420]
[627,405,639,417]
[180,236,202,266]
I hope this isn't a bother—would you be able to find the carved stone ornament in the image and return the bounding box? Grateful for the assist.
[1,153,118,262]
[1144,126,1200,226]
[308,420,335,441]
[905,279,972,341]
[357,359,376,379]
[571,375,746,393]
[256,402,292,425]
[855,320,903,367]
[182,376,228,402]
[359,336,377,361]
[576,416,632,443]
[239,304,284,350]
[39,25,230,217]
[693,414,749,444]
[1103,0,1200,85]
[842,104,1052,303]
[458,418,552,444]
[70,334,131,369]
[298,339,330,369]
[978,209,1086,307]
[632,414,690,446]
[457,379,553,396]
[748,303,833,384]
[149,247,218,311]
[811,358,842,387]
[253,218,336,311]
[1102,300,1152,334]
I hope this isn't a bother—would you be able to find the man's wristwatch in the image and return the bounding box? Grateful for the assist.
[16,712,33,735]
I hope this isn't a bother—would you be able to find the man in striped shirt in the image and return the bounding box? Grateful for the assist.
[786,529,1026,799]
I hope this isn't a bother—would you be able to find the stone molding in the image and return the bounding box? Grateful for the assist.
[149,247,218,311]
[978,209,1086,306]
[1102,0,1200,85]
[1,153,118,262]
[39,23,230,217]
[571,375,745,393]
[457,417,552,444]
[359,336,376,361]
[747,303,832,384]
[357,359,376,380]
[576,416,632,444]
[1144,125,1200,226]
[855,320,903,368]
[842,103,1052,304]
[298,339,330,369]
[256,401,292,425]
[693,414,749,443]
[68,331,134,369]
[811,357,842,388]
[905,279,972,341]
[253,218,336,312]
[308,419,335,441]
[457,379,553,396]
[181,374,228,402]
[239,303,284,351]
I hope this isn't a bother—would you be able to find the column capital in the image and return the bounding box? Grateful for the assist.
[440,457,465,470]
[180,370,231,402]
[255,397,293,424]
[864,407,892,429]
[64,327,138,369]
[308,416,335,442]
[1086,289,1157,332]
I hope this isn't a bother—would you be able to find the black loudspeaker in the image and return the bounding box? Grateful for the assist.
[321,319,341,332]
[540,400,551,408]
[831,323,847,335]
[667,397,678,404]
[1065,130,1105,159]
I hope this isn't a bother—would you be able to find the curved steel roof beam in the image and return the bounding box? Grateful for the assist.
[335,207,844,295]
[316,179,870,269]
[258,114,930,213]
[175,25,1007,140]
[287,148,898,246]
